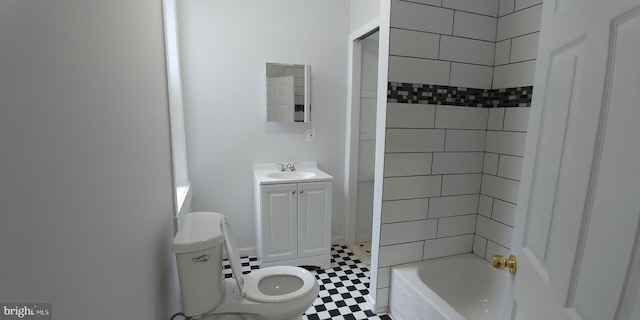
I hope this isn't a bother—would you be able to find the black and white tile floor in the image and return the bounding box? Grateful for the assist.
[223,245,392,320]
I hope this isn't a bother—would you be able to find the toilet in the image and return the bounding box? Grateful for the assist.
[173,212,319,320]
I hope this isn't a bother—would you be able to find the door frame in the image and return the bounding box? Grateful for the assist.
[344,18,381,245]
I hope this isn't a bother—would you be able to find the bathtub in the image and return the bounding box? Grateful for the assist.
[389,253,508,320]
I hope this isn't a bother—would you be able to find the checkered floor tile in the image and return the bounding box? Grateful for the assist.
[223,245,392,320]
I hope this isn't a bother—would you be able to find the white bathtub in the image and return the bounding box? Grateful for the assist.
[389,253,508,320]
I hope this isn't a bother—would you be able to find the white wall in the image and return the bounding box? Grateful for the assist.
[0,0,179,319]
[351,0,381,32]
[177,0,350,250]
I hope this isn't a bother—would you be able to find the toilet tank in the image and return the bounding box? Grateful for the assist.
[173,212,226,317]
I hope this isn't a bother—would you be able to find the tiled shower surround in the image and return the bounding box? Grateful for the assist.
[388,83,534,108]
[375,103,530,310]
[373,0,543,311]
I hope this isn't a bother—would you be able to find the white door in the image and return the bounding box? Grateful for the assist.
[261,183,297,263]
[297,181,332,258]
[266,76,294,122]
[507,1,640,319]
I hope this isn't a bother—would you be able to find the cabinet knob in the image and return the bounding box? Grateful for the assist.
[291,190,296,194]
[299,190,304,194]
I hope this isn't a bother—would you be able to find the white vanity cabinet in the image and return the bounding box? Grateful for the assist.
[253,163,332,269]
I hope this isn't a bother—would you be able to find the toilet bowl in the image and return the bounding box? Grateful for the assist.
[173,212,319,320]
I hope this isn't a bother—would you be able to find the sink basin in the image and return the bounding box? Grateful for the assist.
[267,171,317,180]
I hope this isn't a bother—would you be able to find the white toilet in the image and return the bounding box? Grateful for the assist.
[173,212,319,320]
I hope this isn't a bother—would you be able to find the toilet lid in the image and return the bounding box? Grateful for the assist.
[221,218,246,295]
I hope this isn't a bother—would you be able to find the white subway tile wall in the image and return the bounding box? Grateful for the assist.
[444,129,487,151]
[442,0,500,16]
[408,0,443,7]
[436,215,477,237]
[478,195,494,217]
[493,60,538,88]
[382,176,442,200]
[423,234,475,259]
[377,106,530,304]
[494,39,512,66]
[452,11,498,41]
[498,0,515,17]
[384,153,433,177]
[432,152,484,174]
[481,174,520,203]
[389,29,441,59]
[429,194,480,218]
[476,215,514,244]
[483,152,500,175]
[473,107,530,261]
[384,128,445,152]
[434,105,488,129]
[386,103,436,128]
[381,198,429,223]
[388,0,541,89]
[473,234,488,256]
[484,130,527,156]
[380,219,438,246]
[449,63,494,89]
[493,2,542,88]
[440,36,496,66]
[441,174,482,196]
[376,0,540,309]
[514,0,543,12]
[496,5,542,41]
[379,105,487,297]
[487,107,505,130]
[378,241,425,268]
[389,0,499,87]
[503,107,531,131]
[510,32,540,63]
[391,1,454,35]
[388,56,450,85]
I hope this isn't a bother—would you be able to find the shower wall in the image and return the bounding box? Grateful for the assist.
[494,1,542,88]
[474,107,529,260]
[387,0,495,89]
[381,105,487,258]
[372,0,541,311]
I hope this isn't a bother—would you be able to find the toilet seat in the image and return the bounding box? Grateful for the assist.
[222,219,317,303]
[243,266,317,302]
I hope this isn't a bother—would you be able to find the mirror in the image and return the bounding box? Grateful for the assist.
[266,63,310,122]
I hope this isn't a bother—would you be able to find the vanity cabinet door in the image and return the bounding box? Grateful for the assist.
[261,183,298,263]
[297,181,332,259]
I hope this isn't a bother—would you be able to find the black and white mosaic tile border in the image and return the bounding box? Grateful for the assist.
[388,82,533,108]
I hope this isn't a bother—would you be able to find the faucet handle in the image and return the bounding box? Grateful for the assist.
[276,163,286,172]
[288,162,300,171]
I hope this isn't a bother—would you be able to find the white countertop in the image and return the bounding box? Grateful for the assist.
[253,162,333,185]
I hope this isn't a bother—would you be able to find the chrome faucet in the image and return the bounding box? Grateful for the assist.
[276,163,299,172]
